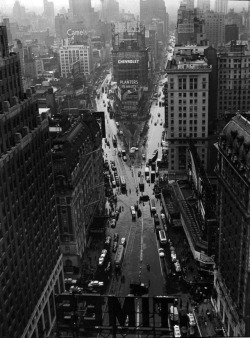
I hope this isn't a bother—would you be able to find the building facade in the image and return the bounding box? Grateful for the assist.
[111,23,149,120]
[0,25,63,337]
[50,112,105,274]
[214,114,250,337]
[59,39,93,77]
[215,0,228,14]
[217,41,250,119]
[204,11,225,48]
[197,0,210,12]
[166,46,211,173]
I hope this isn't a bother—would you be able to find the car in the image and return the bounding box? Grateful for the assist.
[111,218,116,228]
[105,236,111,246]
[160,122,163,126]
[101,249,107,255]
[158,248,165,257]
[140,194,149,202]
[161,213,166,220]
[107,141,110,147]
[98,257,105,265]
[142,154,146,160]
[146,176,150,183]
[88,280,104,288]
[138,171,141,177]
[104,104,106,107]
[187,313,196,326]
[112,180,116,188]
[120,237,126,246]
[171,252,177,262]
[114,233,119,241]
[158,113,160,117]
[174,261,181,272]
[123,156,127,161]
[130,147,136,152]
[112,242,118,252]
[154,122,157,126]
[118,151,121,157]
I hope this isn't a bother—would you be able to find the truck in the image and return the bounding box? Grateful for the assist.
[114,244,125,269]
[139,176,144,192]
[151,171,156,183]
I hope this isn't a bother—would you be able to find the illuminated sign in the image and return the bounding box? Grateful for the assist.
[67,29,88,37]
[56,294,176,334]
[118,60,139,64]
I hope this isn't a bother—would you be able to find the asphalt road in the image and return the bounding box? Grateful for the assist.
[96,84,168,295]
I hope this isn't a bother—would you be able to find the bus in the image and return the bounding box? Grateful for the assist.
[120,176,126,191]
[112,135,117,147]
[115,244,125,269]
[159,230,167,244]
[150,199,156,215]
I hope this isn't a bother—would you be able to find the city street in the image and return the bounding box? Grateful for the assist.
[96,91,166,297]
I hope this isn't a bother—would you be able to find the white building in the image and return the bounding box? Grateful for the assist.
[59,39,93,77]
[166,47,211,173]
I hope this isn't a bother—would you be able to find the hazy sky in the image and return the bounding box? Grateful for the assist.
[0,0,248,18]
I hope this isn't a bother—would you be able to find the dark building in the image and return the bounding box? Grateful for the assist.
[214,114,250,337]
[0,26,63,337]
[0,26,23,111]
[140,0,167,37]
[225,24,239,44]
[111,23,149,120]
[50,110,105,275]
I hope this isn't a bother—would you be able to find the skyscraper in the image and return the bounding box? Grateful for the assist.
[0,25,63,337]
[215,0,228,14]
[214,114,250,337]
[197,0,210,12]
[140,0,167,37]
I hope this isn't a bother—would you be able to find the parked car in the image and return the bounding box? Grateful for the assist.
[114,233,119,242]
[158,248,165,258]
[112,242,118,252]
[111,218,116,228]
[105,236,111,246]
[123,156,127,161]
[142,154,146,160]
[138,171,141,177]
[120,237,126,246]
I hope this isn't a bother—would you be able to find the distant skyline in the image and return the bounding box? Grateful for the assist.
[0,0,249,20]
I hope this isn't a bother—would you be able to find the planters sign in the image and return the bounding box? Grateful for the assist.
[118,59,139,64]
[67,29,88,37]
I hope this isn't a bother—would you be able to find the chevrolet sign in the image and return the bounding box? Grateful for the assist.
[118,60,139,64]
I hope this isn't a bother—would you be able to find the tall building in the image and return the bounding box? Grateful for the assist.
[69,0,96,28]
[140,0,167,37]
[59,38,93,77]
[217,41,250,119]
[204,11,225,48]
[215,0,228,14]
[166,46,211,173]
[177,5,208,46]
[111,23,149,120]
[225,24,239,43]
[214,114,250,337]
[103,0,119,23]
[50,110,105,274]
[0,26,63,337]
[197,0,210,12]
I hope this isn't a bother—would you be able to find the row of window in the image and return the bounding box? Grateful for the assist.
[169,92,207,97]
[170,99,207,104]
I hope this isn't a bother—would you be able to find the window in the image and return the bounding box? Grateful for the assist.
[178,78,187,90]
[190,77,198,90]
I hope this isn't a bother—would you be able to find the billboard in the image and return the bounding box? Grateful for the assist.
[178,23,194,34]
[56,294,176,334]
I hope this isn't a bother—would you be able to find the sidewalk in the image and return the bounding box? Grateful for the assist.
[193,300,222,337]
